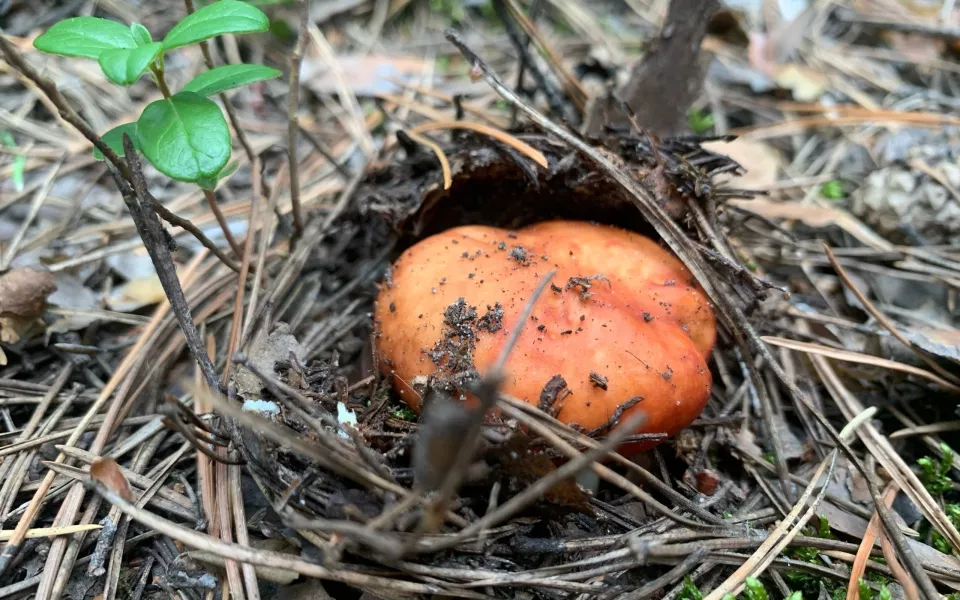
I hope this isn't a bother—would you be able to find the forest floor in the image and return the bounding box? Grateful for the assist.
[1,0,960,599]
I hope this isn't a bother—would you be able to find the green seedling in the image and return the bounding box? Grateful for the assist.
[391,407,418,422]
[744,577,769,600]
[918,442,955,495]
[858,578,893,600]
[1,132,25,192]
[679,575,704,600]
[819,179,845,200]
[719,578,803,600]
[33,0,281,188]
[687,108,715,134]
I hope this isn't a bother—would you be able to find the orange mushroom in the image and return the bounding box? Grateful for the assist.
[374,220,716,453]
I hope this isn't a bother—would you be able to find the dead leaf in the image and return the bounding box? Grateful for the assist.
[747,19,827,101]
[906,326,960,363]
[0,315,44,345]
[106,251,155,281]
[0,268,56,319]
[47,274,98,310]
[90,457,135,502]
[492,433,593,514]
[728,198,895,250]
[818,499,960,591]
[302,54,428,97]
[774,63,828,101]
[106,276,165,312]
[234,323,306,401]
[770,414,806,460]
[886,31,945,62]
[848,467,874,505]
[702,138,784,189]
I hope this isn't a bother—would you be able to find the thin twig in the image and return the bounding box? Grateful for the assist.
[410,120,548,168]
[118,136,220,392]
[150,199,242,273]
[87,480,482,598]
[413,408,647,554]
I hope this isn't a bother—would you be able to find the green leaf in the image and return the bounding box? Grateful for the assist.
[34,17,136,59]
[182,64,281,96]
[94,123,139,160]
[218,160,240,181]
[98,42,163,85]
[933,530,952,554]
[136,91,231,182]
[878,585,891,600]
[130,23,153,46]
[786,592,803,600]
[162,0,269,50]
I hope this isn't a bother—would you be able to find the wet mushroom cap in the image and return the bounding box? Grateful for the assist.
[374,220,716,450]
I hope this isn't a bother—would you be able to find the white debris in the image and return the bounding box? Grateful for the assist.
[337,402,358,439]
[242,399,280,417]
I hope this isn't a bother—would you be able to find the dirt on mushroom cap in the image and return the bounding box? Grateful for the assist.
[374,220,716,447]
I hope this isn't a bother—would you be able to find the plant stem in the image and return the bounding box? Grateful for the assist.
[286,0,309,240]
[151,65,173,99]
[202,189,244,258]
[150,200,243,274]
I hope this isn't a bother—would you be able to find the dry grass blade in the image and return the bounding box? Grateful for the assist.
[0,156,63,270]
[502,0,588,109]
[797,320,954,599]
[409,120,549,168]
[761,336,960,393]
[412,270,556,535]
[890,421,960,439]
[413,407,648,554]
[402,131,452,190]
[879,521,921,600]
[846,483,897,600]
[731,113,960,139]
[703,408,876,600]
[88,479,485,598]
[498,399,720,529]
[0,524,101,541]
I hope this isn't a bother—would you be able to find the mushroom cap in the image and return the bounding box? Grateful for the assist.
[374,220,716,450]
